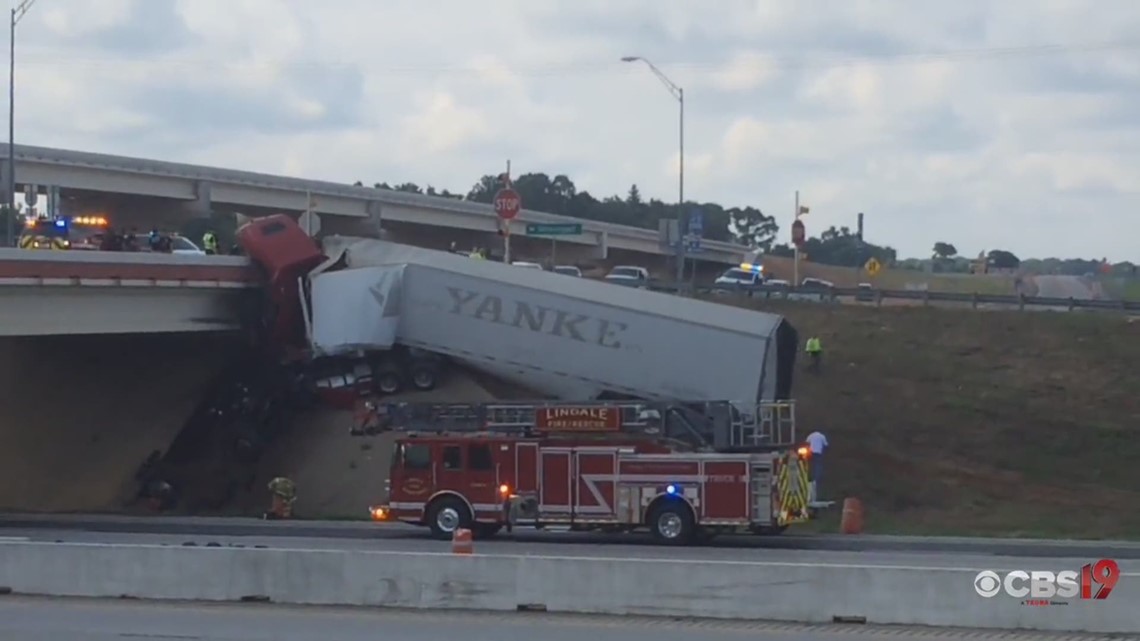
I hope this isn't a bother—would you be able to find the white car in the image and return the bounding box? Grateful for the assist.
[171,236,206,255]
[511,261,544,270]
[714,267,763,287]
[604,265,650,287]
[552,265,582,277]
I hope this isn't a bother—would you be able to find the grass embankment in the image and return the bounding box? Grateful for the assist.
[760,256,1020,295]
[704,296,1140,539]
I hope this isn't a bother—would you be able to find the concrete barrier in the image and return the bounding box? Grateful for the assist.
[0,542,1135,633]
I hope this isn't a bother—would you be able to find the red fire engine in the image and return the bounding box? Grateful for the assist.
[367,400,825,545]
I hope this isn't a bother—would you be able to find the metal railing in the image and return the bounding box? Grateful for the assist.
[634,281,1140,313]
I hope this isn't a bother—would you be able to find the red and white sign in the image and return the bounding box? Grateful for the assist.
[973,559,1121,605]
[493,188,521,221]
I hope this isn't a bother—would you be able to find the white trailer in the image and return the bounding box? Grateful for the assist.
[304,238,798,405]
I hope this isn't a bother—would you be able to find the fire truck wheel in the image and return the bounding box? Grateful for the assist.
[426,496,472,540]
[648,500,695,545]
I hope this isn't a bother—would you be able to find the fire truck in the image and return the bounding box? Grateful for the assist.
[368,399,826,545]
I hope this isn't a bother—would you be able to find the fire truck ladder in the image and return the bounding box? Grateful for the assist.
[378,401,720,449]
[725,401,798,451]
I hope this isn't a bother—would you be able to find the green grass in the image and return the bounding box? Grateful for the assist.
[706,297,1140,540]
[1103,279,1140,301]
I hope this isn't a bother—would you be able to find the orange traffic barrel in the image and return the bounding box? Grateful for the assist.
[839,497,864,534]
[452,527,473,554]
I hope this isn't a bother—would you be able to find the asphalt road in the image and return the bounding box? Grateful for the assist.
[2,513,1139,564]
[0,597,1092,641]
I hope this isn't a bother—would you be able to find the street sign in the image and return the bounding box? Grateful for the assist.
[688,209,703,235]
[864,257,882,276]
[298,210,322,237]
[526,223,581,236]
[493,188,522,220]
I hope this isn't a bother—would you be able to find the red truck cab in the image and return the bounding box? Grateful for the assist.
[235,214,326,349]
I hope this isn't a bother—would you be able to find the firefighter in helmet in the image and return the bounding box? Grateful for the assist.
[264,476,297,520]
[202,230,219,255]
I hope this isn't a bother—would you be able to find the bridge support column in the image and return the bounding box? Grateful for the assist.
[180,181,212,217]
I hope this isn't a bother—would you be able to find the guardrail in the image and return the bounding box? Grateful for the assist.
[629,281,1140,313]
[1,542,1135,632]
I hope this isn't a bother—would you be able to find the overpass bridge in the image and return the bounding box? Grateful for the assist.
[0,143,748,266]
[0,250,255,336]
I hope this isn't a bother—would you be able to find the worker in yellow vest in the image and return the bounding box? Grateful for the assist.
[805,336,822,373]
[264,476,296,520]
[202,231,219,255]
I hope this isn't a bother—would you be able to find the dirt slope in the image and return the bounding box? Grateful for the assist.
[0,334,233,513]
[221,367,540,518]
[705,296,1140,539]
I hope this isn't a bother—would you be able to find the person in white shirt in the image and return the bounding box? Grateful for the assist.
[805,430,828,501]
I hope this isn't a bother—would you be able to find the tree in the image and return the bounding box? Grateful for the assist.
[987,249,1020,270]
[728,207,778,250]
[932,242,957,259]
[768,226,896,267]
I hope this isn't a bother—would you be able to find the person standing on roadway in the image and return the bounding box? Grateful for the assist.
[805,430,828,502]
[805,336,822,373]
[264,476,297,520]
[202,231,219,255]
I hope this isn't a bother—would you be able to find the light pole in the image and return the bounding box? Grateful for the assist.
[7,0,40,247]
[622,55,685,285]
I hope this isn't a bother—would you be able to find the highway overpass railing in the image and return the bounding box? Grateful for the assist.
[641,282,1140,314]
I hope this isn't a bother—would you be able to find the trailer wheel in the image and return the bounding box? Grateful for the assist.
[648,499,695,545]
[426,496,471,540]
[407,361,440,391]
[373,364,403,395]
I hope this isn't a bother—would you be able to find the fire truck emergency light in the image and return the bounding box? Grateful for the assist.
[797,446,810,458]
[666,484,678,495]
[499,484,510,496]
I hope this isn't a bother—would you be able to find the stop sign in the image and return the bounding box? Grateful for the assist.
[493,188,522,220]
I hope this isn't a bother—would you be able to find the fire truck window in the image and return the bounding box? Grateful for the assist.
[442,446,462,470]
[468,444,494,471]
[402,444,431,470]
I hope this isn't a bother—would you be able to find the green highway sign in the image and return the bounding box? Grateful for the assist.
[526,223,582,236]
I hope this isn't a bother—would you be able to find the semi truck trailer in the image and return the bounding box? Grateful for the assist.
[236,215,799,410]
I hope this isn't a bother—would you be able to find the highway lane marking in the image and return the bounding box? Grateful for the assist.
[1,540,1137,575]
[0,537,28,541]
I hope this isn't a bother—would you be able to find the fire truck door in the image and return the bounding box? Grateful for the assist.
[574,450,617,517]
[464,442,500,511]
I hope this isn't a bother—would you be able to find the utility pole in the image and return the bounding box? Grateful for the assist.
[6,0,41,247]
[622,56,685,285]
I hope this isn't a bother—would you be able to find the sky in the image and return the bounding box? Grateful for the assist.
[10,0,1140,260]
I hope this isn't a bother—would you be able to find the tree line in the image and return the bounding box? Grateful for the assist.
[354,173,899,269]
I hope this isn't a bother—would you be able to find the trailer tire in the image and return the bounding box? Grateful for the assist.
[647,499,695,545]
[373,366,403,395]
[407,361,440,391]
[425,496,472,540]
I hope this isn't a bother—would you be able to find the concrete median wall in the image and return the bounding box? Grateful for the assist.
[0,542,1135,633]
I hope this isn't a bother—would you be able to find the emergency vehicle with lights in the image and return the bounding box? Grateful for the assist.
[366,399,824,545]
[17,215,109,250]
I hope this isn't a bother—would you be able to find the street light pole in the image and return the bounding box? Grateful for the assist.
[622,56,685,285]
[7,0,40,248]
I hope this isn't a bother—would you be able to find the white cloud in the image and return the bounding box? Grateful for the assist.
[10,0,1140,260]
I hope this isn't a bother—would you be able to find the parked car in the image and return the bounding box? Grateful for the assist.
[604,265,650,287]
[511,261,544,270]
[552,265,582,277]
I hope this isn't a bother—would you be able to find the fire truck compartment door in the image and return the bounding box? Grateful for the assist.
[574,450,617,516]
[540,450,571,513]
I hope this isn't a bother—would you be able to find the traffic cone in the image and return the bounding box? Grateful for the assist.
[452,527,473,554]
[839,497,864,534]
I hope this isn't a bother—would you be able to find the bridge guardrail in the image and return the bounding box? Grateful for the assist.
[631,281,1140,313]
